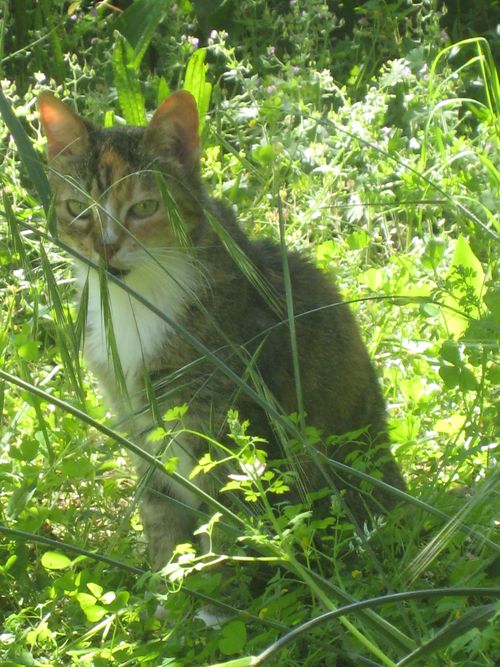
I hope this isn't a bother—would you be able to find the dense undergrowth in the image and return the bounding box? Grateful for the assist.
[1,1,499,665]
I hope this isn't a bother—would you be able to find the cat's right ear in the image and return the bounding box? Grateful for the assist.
[144,91,200,170]
[38,92,89,160]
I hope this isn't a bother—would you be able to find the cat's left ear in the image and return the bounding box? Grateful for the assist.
[144,91,200,170]
[38,92,89,160]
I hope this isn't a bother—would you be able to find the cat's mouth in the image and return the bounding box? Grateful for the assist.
[106,265,130,278]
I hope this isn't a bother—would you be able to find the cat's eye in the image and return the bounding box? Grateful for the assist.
[129,199,159,218]
[66,199,89,217]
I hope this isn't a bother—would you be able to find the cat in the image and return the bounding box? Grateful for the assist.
[38,90,406,570]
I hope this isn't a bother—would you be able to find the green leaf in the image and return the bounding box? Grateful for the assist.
[163,404,189,422]
[112,32,146,126]
[117,0,169,68]
[422,238,445,269]
[41,551,72,570]
[443,235,485,338]
[17,341,41,362]
[20,439,39,461]
[7,485,36,519]
[83,605,108,622]
[183,48,212,133]
[451,236,485,298]
[164,457,179,474]
[252,144,275,165]
[218,620,248,656]
[86,582,103,598]
[147,426,166,443]
[438,364,460,388]
[439,340,461,366]
[346,229,370,250]
[458,367,479,392]
[76,592,97,607]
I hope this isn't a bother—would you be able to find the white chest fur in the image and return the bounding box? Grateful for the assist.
[75,256,197,396]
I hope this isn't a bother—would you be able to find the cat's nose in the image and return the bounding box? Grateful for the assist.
[94,237,120,262]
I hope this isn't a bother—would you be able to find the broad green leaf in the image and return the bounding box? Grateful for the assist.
[439,340,461,366]
[450,236,485,298]
[7,485,36,519]
[76,592,97,607]
[433,413,467,435]
[184,48,212,133]
[218,620,248,655]
[112,32,146,126]
[439,364,460,388]
[360,267,384,291]
[346,229,370,250]
[83,605,107,622]
[86,582,103,598]
[443,235,485,338]
[41,551,72,570]
[117,0,169,68]
[17,341,41,361]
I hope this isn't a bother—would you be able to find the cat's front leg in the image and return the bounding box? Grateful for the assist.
[140,484,196,570]
[135,432,208,570]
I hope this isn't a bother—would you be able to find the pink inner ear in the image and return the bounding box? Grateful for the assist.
[148,91,200,166]
[38,93,88,159]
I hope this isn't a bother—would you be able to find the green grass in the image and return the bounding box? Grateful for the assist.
[1,1,499,665]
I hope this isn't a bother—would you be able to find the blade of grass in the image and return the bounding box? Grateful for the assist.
[0,87,51,212]
[275,187,305,432]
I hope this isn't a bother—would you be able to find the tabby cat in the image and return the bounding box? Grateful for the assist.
[39,90,405,570]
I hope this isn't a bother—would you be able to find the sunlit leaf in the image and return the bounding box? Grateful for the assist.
[41,551,72,571]
[184,48,212,133]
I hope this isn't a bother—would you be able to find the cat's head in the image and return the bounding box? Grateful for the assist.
[38,91,203,277]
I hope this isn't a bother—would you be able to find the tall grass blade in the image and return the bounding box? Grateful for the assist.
[276,189,305,430]
[0,87,51,212]
[406,469,500,583]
